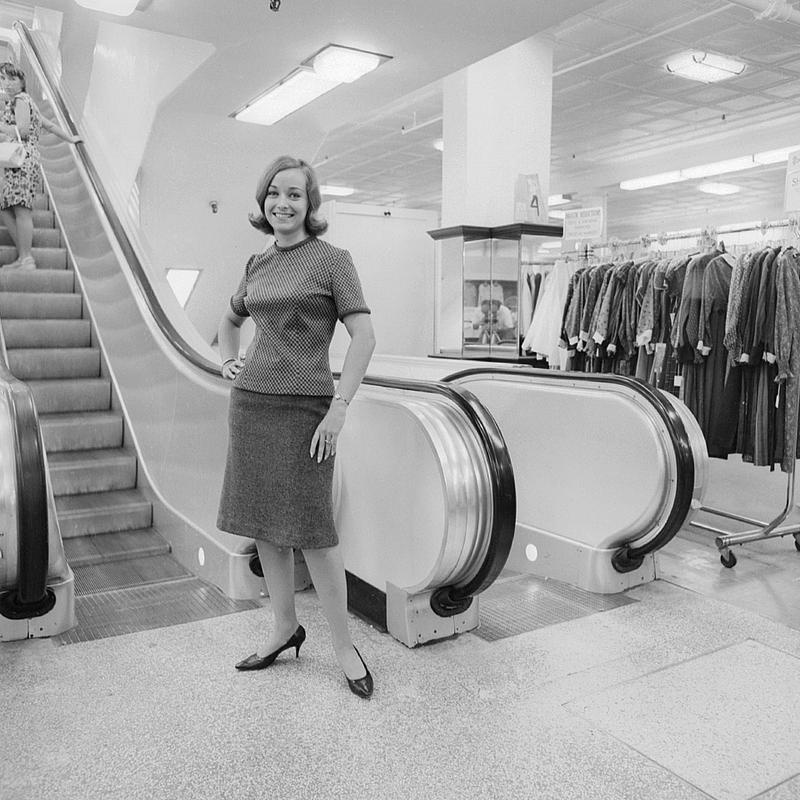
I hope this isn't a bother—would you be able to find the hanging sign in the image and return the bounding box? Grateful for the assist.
[563,207,604,242]
[514,173,546,223]
[784,150,800,213]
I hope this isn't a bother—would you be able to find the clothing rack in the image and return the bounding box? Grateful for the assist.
[600,218,800,567]
[593,216,800,254]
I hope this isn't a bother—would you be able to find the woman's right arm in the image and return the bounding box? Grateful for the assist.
[218,306,247,379]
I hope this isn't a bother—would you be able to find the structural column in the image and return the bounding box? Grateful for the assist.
[441,36,553,228]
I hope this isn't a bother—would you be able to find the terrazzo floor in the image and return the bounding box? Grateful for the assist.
[4,456,800,800]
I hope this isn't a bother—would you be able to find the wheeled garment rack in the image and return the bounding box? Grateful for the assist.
[690,460,800,568]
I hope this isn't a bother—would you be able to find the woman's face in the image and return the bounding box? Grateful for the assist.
[0,73,23,96]
[265,167,310,246]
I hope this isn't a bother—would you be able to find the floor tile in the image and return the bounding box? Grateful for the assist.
[565,639,800,800]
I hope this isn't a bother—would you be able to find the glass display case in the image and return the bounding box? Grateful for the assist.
[428,223,563,360]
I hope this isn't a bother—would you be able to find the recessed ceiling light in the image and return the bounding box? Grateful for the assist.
[75,0,139,13]
[698,182,741,196]
[320,185,355,196]
[665,51,746,83]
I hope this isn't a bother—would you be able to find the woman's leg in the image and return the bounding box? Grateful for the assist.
[0,207,18,248]
[13,206,33,261]
[254,540,299,656]
[302,544,366,679]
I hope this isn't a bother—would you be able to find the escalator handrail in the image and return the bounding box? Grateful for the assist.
[17,24,516,608]
[358,374,516,612]
[441,366,695,571]
[0,363,54,618]
[16,21,221,376]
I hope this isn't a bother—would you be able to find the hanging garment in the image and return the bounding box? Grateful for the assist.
[774,247,800,472]
[522,259,576,366]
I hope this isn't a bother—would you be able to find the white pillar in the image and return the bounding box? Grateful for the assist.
[441,36,553,228]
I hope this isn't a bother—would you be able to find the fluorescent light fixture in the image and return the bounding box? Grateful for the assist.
[698,182,740,195]
[548,194,573,207]
[665,51,746,83]
[432,138,444,152]
[234,44,389,126]
[620,171,683,191]
[312,45,381,83]
[74,0,139,15]
[540,240,563,249]
[235,69,338,126]
[681,156,754,180]
[621,146,798,190]
[320,185,355,196]
[166,268,200,309]
[754,147,796,165]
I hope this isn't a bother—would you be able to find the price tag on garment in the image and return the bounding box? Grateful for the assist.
[784,150,800,213]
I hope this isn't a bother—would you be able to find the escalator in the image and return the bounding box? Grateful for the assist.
[332,354,708,593]
[1,23,519,647]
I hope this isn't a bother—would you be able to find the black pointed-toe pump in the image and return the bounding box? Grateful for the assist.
[346,647,374,699]
[235,624,306,671]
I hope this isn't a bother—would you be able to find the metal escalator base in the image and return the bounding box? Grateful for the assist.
[54,569,267,645]
[473,572,637,642]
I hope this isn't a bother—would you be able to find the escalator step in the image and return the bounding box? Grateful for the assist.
[71,553,191,595]
[54,577,267,645]
[473,573,637,642]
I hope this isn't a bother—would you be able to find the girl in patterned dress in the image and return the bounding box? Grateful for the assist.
[217,155,377,698]
[0,63,42,270]
[0,63,79,271]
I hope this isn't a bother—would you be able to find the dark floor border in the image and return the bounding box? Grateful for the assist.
[346,571,387,631]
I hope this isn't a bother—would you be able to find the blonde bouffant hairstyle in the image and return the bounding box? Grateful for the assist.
[249,155,328,237]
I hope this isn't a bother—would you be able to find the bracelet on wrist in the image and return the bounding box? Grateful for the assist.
[333,392,350,406]
[222,357,236,366]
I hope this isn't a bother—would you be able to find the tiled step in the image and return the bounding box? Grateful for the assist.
[0,228,60,247]
[70,554,191,595]
[63,528,171,567]
[0,246,68,270]
[48,448,137,496]
[28,377,110,413]
[32,209,55,228]
[55,488,153,538]
[6,347,100,380]
[39,410,124,452]
[1,318,91,348]
[0,269,74,294]
[0,291,82,319]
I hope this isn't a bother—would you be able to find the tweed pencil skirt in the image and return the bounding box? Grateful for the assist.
[217,388,338,548]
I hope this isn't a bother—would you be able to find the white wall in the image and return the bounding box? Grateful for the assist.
[324,202,439,360]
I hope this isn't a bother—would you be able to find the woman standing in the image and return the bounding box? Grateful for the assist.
[0,63,43,270]
[217,155,376,698]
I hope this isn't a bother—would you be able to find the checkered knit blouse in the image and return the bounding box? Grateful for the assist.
[230,237,370,396]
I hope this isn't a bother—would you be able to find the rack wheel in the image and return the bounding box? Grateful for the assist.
[720,550,737,569]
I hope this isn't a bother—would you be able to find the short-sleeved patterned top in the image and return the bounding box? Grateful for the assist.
[230,236,370,396]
